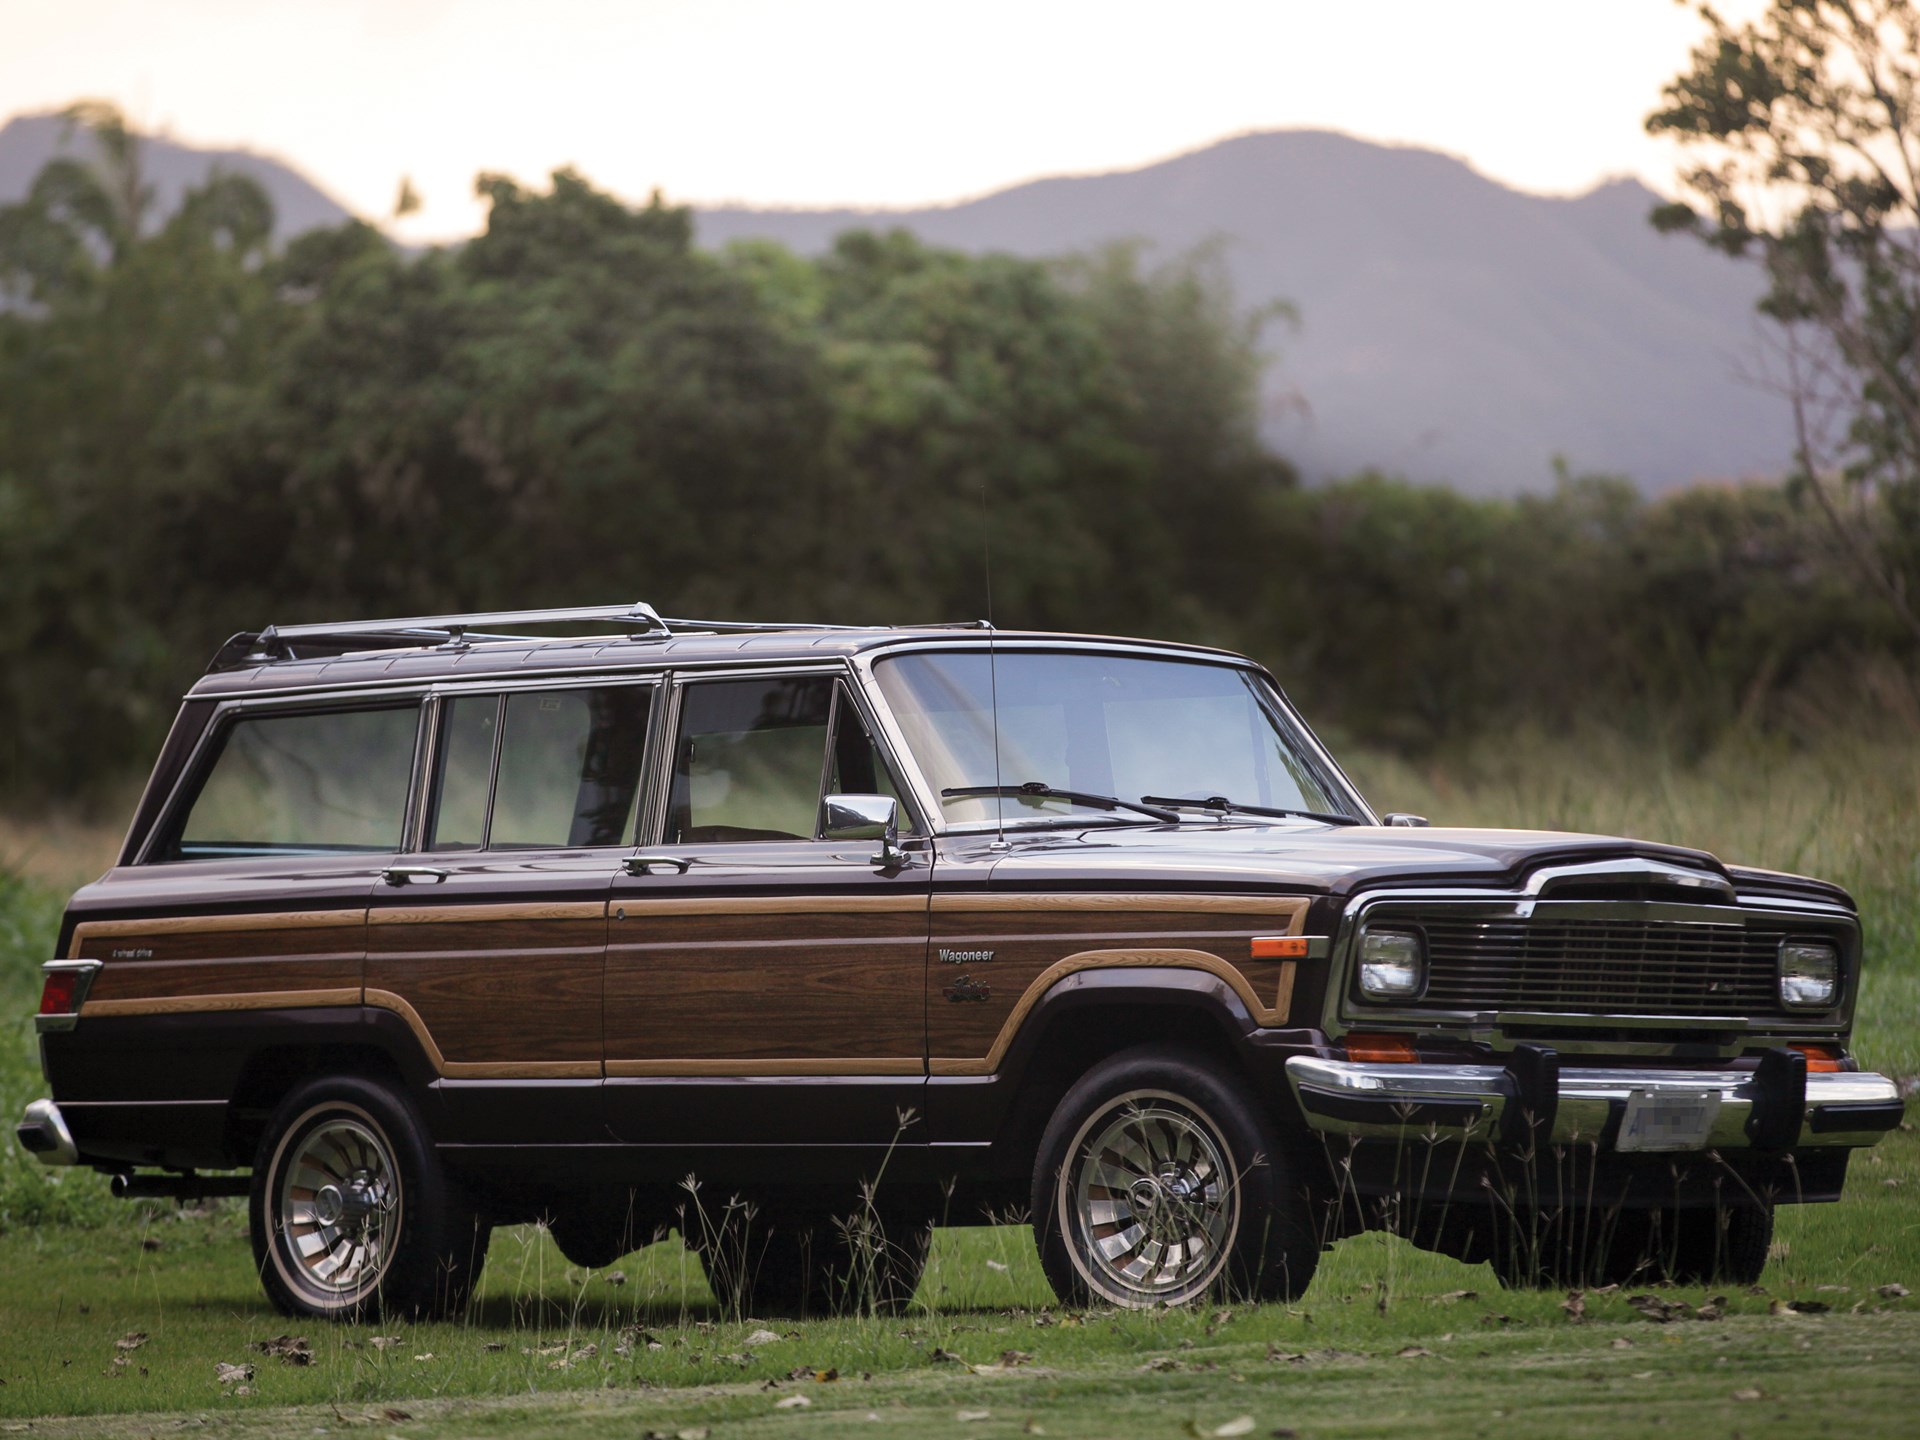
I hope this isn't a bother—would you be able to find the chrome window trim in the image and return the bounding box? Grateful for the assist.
[134,690,432,867]
[1320,866,1860,1050]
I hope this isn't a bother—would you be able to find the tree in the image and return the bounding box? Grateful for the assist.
[1648,0,1920,645]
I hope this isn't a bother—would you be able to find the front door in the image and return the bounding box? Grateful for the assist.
[604,671,930,1157]
[367,681,656,1144]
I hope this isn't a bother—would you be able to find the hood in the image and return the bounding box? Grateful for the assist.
[953,821,1848,905]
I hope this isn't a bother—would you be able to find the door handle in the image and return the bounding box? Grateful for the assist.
[624,855,693,877]
[381,865,451,887]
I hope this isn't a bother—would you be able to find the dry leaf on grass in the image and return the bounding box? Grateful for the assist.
[214,1361,254,1386]
[368,1336,404,1350]
[999,1350,1034,1367]
[114,1332,149,1353]
[986,1259,1009,1272]
[1733,1387,1764,1401]
[775,1394,811,1409]
[1878,1283,1910,1299]
[1561,1292,1587,1322]
[1396,1346,1434,1359]
[747,1329,784,1346]
[957,1411,991,1423]
[251,1335,313,1366]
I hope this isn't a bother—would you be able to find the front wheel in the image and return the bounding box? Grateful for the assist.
[250,1075,490,1320]
[1031,1046,1319,1308]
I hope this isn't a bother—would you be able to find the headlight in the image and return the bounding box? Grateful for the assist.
[1778,939,1839,1010]
[1358,927,1425,999]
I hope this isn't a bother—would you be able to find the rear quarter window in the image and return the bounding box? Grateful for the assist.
[156,704,421,861]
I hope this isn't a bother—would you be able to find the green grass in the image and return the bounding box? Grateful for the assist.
[1,733,1917,1435]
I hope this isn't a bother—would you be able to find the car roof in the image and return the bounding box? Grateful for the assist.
[187,624,1255,700]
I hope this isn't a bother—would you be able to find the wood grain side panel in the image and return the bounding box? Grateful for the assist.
[85,954,363,1004]
[928,900,1310,1063]
[362,989,600,1079]
[68,910,361,959]
[930,948,1286,1076]
[368,908,607,1068]
[605,909,926,1064]
[82,987,361,1018]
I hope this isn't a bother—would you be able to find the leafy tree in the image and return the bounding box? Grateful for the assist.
[1649,0,1920,645]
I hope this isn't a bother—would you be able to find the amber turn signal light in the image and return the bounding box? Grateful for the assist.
[1251,936,1309,959]
[1344,1033,1418,1063]
[38,970,80,1016]
[1789,1043,1843,1073]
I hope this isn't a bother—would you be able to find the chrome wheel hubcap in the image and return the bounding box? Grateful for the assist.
[274,1110,400,1301]
[1066,1093,1238,1305]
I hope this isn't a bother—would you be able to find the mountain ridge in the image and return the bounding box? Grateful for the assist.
[0,116,1788,494]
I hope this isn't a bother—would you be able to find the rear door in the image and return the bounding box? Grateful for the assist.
[367,679,657,1144]
[604,670,931,1153]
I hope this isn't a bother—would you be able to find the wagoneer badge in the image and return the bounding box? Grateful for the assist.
[938,948,995,965]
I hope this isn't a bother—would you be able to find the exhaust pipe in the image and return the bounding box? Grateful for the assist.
[110,1171,250,1200]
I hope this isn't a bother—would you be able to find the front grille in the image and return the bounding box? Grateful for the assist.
[1411,916,1787,1017]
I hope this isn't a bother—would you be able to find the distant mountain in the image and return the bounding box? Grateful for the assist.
[697,131,1789,494]
[1,114,1790,492]
[0,111,354,242]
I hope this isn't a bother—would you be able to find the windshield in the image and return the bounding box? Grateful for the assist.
[872,649,1359,829]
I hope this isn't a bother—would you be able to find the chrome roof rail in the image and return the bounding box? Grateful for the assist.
[215,603,885,669]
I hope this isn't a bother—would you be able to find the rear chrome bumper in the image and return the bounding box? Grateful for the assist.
[15,1099,79,1166]
[1285,1053,1905,1151]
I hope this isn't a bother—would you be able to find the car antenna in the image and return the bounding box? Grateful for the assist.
[982,476,1007,851]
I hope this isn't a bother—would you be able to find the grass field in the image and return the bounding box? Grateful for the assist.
[1,734,1916,1436]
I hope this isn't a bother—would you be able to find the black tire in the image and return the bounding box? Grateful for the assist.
[1030,1045,1319,1309]
[250,1075,491,1321]
[695,1206,931,1318]
[1489,1203,1772,1289]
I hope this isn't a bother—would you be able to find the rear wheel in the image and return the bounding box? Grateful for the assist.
[250,1075,490,1320]
[1031,1046,1319,1308]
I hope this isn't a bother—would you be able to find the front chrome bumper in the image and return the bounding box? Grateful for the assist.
[1286,1054,1905,1151]
[15,1099,79,1166]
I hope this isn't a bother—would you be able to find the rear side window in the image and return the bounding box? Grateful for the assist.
[161,705,421,861]
[425,686,653,851]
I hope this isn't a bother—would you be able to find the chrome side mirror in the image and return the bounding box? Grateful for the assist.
[823,793,907,867]
[1383,812,1430,827]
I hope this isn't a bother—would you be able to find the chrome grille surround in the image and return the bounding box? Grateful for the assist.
[1327,861,1859,1051]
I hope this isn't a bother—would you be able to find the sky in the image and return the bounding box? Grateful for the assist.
[2,0,1769,243]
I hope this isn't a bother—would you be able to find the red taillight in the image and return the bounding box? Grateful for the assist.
[38,970,80,1016]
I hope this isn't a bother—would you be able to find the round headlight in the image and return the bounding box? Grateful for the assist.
[1358,927,1425,999]
[1778,939,1839,1010]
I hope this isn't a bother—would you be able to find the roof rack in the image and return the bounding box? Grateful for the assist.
[212,602,892,671]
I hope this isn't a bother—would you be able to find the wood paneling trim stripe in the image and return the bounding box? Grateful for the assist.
[81,987,362,1018]
[370,901,608,927]
[612,895,928,918]
[605,1057,925,1077]
[69,910,363,957]
[362,988,601,1079]
[931,893,1311,920]
[929,947,1296,1076]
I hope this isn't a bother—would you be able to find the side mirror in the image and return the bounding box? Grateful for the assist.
[1383,812,1430,828]
[823,794,907,867]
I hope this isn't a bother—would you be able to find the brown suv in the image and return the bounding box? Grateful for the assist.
[16,604,1904,1318]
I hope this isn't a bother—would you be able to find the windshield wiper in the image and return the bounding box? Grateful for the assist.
[942,782,1182,824]
[1141,794,1364,826]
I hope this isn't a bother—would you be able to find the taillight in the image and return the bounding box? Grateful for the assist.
[38,969,80,1016]
[34,963,97,1031]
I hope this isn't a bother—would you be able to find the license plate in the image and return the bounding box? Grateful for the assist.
[1617,1089,1721,1152]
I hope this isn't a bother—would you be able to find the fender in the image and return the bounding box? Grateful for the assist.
[40,1005,450,1170]
[927,962,1325,1165]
